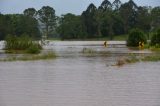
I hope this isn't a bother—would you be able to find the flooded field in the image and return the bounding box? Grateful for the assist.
[0,41,160,106]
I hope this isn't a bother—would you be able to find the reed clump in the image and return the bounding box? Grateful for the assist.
[4,34,42,54]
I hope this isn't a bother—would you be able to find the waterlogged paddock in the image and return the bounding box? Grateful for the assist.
[0,41,160,106]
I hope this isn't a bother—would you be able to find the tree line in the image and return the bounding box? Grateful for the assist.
[0,0,160,40]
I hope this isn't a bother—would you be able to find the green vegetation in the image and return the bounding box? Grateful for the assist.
[114,54,139,66]
[62,35,126,41]
[57,13,87,39]
[151,29,160,46]
[127,29,147,47]
[149,46,160,52]
[114,35,127,41]
[0,0,160,40]
[0,52,56,62]
[1,0,159,63]
[5,35,42,54]
[144,29,160,51]
[26,44,41,54]
[116,28,160,66]
[142,55,160,62]
[115,54,160,66]
[0,14,40,40]
[37,6,56,39]
[126,54,140,63]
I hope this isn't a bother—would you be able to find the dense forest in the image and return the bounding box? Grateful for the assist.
[0,0,160,40]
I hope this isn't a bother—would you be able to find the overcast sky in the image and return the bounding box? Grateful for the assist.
[0,0,159,16]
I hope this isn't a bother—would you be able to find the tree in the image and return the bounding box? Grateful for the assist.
[37,6,56,39]
[127,28,147,47]
[11,14,40,38]
[98,0,112,11]
[23,8,37,18]
[57,13,87,39]
[112,13,124,35]
[112,0,122,11]
[151,29,160,46]
[20,15,41,38]
[97,0,116,39]
[81,3,98,38]
[136,6,151,33]
[151,6,160,31]
[0,14,13,40]
[0,14,40,40]
[100,14,112,38]
[119,0,138,33]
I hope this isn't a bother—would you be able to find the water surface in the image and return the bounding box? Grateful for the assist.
[0,41,160,106]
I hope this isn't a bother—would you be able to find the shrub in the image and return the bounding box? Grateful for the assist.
[26,44,41,54]
[5,34,33,50]
[127,29,147,47]
[5,34,42,54]
[151,29,160,46]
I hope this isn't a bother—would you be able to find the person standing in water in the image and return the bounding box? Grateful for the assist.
[104,41,107,47]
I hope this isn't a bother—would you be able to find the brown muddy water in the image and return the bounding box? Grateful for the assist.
[0,41,160,106]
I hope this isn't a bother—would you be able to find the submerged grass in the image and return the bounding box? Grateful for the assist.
[115,56,139,66]
[82,48,95,54]
[115,53,160,66]
[141,55,160,62]
[149,47,160,52]
[0,52,56,62]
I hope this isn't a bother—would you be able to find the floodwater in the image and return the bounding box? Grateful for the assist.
[0,41,160,106]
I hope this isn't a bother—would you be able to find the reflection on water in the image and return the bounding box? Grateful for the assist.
[0,41,160,106]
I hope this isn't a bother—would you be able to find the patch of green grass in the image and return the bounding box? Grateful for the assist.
[0,52,56,62]
[142,55,160,62]
[143,43,150,49]
[115,54,160,66]
[47,38,61,41]
[125,57,139,63]
[149,45,160,52]
[113,53,160,66]
[114,35,127,41]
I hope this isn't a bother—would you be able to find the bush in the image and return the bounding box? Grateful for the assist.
[5,34,33,50]
[151,29,160,46]
[127,29,147,47]
[5,34,42,54]
[26,44,41,54]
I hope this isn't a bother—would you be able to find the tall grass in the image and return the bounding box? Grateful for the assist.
[5,34,42,54]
